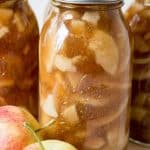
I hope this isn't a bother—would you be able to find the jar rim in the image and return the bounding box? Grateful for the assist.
[52,0,123,5]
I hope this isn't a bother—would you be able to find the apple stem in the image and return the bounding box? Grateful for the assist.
[35,119,56,133]
[24,122,45,150]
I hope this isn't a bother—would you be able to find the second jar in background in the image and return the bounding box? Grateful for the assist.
[126,0,150,146]
[39,0,132,149]
[0,0,39,117]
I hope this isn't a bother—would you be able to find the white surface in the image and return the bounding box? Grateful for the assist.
[29,0,134,30]
[29,0,49,29]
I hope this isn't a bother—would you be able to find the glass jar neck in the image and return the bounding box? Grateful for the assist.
[52,0,123,10]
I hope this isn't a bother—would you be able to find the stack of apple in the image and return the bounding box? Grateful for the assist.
[0,106,77,150]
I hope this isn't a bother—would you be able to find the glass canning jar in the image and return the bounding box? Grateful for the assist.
[39,0,132,149]
[126,0,150,147]
[0,0,39,117]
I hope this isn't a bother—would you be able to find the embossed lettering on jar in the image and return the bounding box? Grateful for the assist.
[0,0,39,117]
[39,0,132,149]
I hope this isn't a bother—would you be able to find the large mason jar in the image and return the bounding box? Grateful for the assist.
[126,0,150,147]
[0,0,39,117]
[39,0,132,149]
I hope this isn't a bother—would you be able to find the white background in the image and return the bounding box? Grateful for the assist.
[29,0,134,30]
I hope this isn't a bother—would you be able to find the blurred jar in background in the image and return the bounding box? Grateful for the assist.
[0,0,39,117]
[39,0,132,149]
[126,0,150,146]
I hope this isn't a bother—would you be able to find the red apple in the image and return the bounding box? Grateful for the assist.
[0,105,40,150]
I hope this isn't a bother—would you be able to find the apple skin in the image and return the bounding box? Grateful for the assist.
[23,140,77,150]
[0,105,40,150]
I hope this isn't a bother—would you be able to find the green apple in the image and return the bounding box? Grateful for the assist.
[24,140,77,150]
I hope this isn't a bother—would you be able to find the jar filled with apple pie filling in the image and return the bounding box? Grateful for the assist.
[126,0,150,147]
[0,0,39,117]
[39,0,132,149]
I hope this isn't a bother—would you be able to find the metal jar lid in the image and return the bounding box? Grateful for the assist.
[53,0,123,5]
